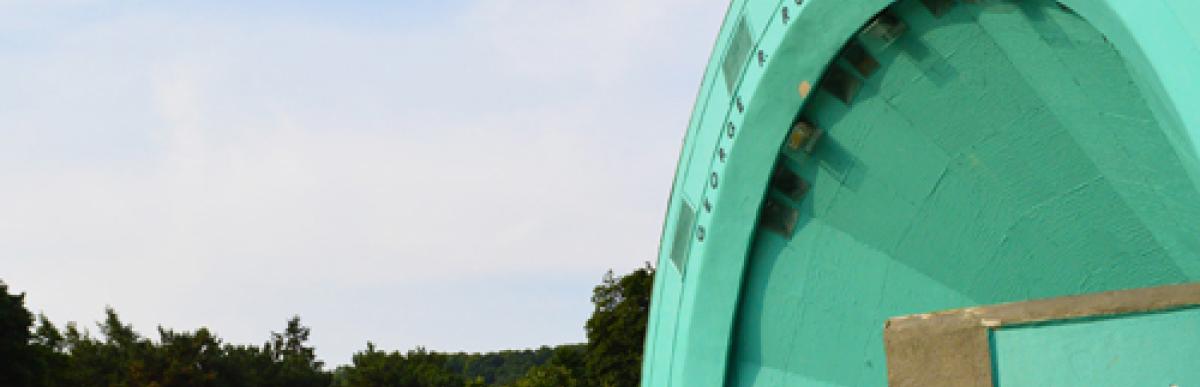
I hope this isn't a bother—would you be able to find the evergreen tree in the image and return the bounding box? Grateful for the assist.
[266,316,331,387]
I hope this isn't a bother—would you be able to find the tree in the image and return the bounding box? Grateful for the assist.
[265,315,332,387]
[512,364,579,387]
[0,281,36,387]
[148,326,222,387]
[30,314,69,387]
[0,264,657,387]
[339,343,468,387]
[584,264,654,387]
[509,346,587,387]
[32,308,333,387]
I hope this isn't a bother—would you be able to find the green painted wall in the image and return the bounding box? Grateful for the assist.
[644,0,1200,386]
[992,308,1200,386]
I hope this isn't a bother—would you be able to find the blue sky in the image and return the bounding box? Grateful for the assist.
[0,1,725,365]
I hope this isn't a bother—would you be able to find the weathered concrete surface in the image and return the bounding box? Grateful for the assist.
[885,283,1200,386]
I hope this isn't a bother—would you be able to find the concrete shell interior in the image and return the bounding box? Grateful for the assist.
[643,0,1200,386]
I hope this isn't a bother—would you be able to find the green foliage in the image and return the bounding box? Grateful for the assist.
[442,345,569,385]
[335,343,467,387]
[30,314,68,387]
[584,264,654,387]
[508,345,588,387]
[0,264,655,387]
[0,287,332,387]
[508,264,655,387]
[0,281,37,387]
[264,316,331,387]
[512,364,579,387]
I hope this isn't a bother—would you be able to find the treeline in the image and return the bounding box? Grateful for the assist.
[0,264,654,387]
[441,345,584,385]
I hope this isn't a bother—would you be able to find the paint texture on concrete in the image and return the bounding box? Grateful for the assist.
[643,0,1200,386]
[730,2,1197,386]
[992,308,1200,386]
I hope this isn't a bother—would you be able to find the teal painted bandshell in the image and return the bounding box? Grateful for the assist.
[645,0,1200,386]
